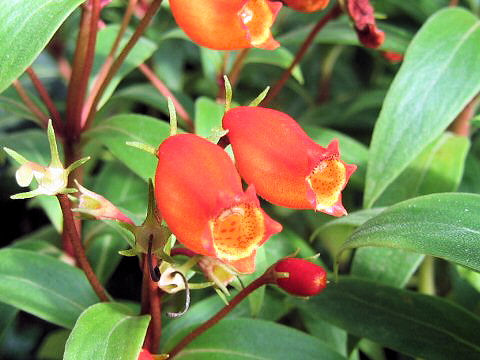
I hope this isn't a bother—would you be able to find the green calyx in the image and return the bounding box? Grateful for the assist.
[4,120,89,199]
[118,179,173,262]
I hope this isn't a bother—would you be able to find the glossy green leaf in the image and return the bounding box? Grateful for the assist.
[365,8,480,207]
[0,0,84,93]
[300,277,480,359]
[244,48,304,84]
[37,329,69,360]
[92,25,157,109]
[374,132,470,206]
[354,133,469,287]
[166,318,346,360]
[341,193,480,273]
[85,226,127,285]
[194,97,225,139]
[86,114,170,181]
[0,249,99,328]
[64,303,150,360]
[352,248,423,288]
[108,84,193,122]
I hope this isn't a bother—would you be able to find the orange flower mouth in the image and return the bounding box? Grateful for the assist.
[306,158,346,212]
[238,0,275,47]
[210,203,265,261]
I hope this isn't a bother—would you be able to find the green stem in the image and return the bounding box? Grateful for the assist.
[57,194,109,302]
[418,256,435,296]
[167,270,275,358]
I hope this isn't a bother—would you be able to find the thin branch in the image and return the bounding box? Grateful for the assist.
[138,63,194,131]
[167,272,275,358]
[12,80,49,128]
[57,193,109,302]
[228,48,250,87]
[261,4,342,107]
[72,0,102,137]
[82,0,138,123]
[26,67,64,133]
[65,7,91,138]
[82,0,164,131]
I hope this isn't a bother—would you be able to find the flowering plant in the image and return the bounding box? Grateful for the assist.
[1,1,479,359]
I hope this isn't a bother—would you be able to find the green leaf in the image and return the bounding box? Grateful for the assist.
[0,303,18,347]
[374,132,470,206]
[364,8,480,207]
[300,277,480,359]
[86,114,171,181]
[194,97,225,139]
[351,248,423,288]
[354,133,469,287]
[37,329,69,360]
[64,303,150,360]
[340,193,480,273]
[85,225,127,285]
[167,318,346,360]
[244,48,304,84]
[92,25,157,109]
[0,249,98,328]
[0,0,84,93]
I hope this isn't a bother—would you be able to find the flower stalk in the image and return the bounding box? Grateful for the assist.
[57,193,110,302]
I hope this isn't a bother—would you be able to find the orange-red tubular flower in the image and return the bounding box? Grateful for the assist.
[168,0,282,50]
[223,107,357,216]
[155,134,282,274]
[282,0,329,12]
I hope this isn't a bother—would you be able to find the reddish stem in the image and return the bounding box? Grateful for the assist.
[12,80,49,128]
[449,0,459,6]
[228,49,250,87]
[65,7,91,139]
[261,4,342,107]
[82,0,164,131]
[170,247,198,258]
[82,0,138,123]
[73,0,102,138]
[167,271,275,358]
[141,254,162,353]
[57,194,109,302]
[138,63,194,130]
[26,67,64,134]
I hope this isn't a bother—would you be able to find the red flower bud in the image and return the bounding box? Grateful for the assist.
[282,0,329,12]
[169,0,282,50]
[274,258,327,296]
[222,107,356,216]
[155,134,282,274]
[138,349,153,360]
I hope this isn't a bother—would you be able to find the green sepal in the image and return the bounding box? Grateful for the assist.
[118,248,139,257]
[248,86,270,107]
